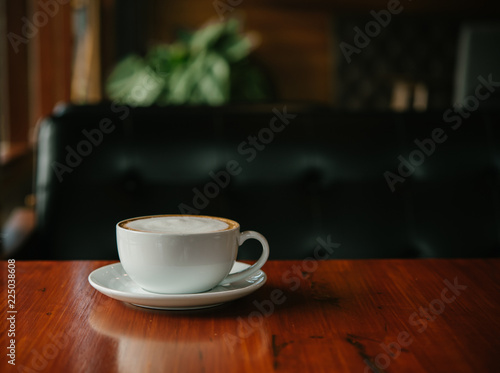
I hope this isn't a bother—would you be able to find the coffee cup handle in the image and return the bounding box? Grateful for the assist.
[219,231,269,285]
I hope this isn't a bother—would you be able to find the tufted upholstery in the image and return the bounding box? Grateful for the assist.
[31,103,500,260]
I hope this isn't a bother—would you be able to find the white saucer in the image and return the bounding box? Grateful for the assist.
[88,261,267,310]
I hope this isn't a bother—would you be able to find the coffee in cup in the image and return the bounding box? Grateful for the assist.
[116,215,269,294]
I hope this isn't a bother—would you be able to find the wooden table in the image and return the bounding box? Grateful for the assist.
[2,259,500,372]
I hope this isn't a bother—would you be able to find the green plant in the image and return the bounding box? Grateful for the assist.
[106,18,271,106]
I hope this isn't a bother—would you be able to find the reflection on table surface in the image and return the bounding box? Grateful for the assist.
[6,259,500,373]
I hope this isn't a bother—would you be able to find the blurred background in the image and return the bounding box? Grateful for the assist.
[1,0,500,255]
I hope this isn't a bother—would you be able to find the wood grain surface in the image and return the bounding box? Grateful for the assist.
[1,259,499,372]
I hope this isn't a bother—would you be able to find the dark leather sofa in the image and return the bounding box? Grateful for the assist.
[26,103,500,260]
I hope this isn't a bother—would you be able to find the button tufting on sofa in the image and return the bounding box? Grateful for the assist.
[28,103,500,260]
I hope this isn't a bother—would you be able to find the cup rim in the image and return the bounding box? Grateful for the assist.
[116,214,240,235]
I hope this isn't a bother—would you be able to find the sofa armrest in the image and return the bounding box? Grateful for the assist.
[1,207,36,259]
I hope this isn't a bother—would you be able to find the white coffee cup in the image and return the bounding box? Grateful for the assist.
[116,215,269,294]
